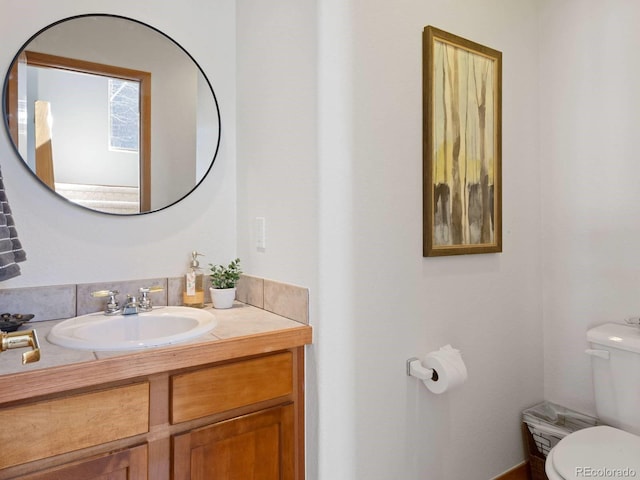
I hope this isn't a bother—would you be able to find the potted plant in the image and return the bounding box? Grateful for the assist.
[209,258,242,309]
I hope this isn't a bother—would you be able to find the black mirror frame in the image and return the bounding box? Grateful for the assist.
[2,13,222,216]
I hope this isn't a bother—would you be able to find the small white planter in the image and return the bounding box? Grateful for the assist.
[210,287,236,309]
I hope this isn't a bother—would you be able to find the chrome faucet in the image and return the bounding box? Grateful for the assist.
[122,295,140,315]
[91,286,164,315]
[138,287,156,312]
[90,290,122,315]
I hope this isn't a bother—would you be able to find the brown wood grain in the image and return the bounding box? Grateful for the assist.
[5,53,22,146]
[171,352,293,423]
[172,404,294,480]
[15,443,148,480]
[0,383,149,469]
[293,347,306,479]
[495,462,530,480]
[0,326,311,405]
[0,327,311,480]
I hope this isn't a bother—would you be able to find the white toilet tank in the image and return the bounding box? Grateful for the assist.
[587,322,640,435]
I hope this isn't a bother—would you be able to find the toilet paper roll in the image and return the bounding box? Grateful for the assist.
[422,345,468,394]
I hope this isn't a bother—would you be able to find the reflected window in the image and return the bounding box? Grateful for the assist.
[109,79,139,152]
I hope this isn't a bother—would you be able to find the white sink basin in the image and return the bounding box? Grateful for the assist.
[47,306,217,351]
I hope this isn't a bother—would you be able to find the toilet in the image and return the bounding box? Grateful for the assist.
[545,323,640,479]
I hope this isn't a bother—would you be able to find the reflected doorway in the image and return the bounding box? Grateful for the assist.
[7,51,151,213]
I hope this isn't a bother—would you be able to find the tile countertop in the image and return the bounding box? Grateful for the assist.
[0,302,312,405]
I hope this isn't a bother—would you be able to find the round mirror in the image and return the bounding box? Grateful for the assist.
[2,14,221,215]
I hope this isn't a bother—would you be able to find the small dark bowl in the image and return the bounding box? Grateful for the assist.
[0,313,34,332]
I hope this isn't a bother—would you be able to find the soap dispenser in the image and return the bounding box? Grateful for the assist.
[183,251,205,308]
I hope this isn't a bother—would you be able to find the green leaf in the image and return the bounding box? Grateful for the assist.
[209,258,242,289]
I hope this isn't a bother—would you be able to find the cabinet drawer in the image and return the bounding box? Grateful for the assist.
[0,382,149,469]
[13,443,148,480]
[171,352,293,424]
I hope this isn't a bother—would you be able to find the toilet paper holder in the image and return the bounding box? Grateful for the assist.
[406,357,439,382]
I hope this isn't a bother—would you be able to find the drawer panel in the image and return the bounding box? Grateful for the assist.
[15,443,148,480]
[0,382,149,469]
[171,352,293,424]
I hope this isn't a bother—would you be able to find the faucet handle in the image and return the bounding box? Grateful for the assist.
[138,286,163,311]
[91,290,121,315]
[139,286,164,294]
[91,289,119,298]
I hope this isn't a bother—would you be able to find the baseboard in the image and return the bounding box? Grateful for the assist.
[493,461,529,480]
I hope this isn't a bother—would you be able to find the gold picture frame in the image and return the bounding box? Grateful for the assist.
[423,26,502,257]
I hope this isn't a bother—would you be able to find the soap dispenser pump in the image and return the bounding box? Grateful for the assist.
[183,251,205,308]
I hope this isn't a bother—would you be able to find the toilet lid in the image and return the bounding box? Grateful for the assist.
[552,426,640,479]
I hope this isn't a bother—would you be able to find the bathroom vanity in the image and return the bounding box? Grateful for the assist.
[0,303,311,480]
[0,8,314,477]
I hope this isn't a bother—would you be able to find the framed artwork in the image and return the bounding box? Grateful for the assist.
[423,26,502,257]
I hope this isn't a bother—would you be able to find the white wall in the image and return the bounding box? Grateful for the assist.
[0,0,236,287]
[311,1,542,478]
[540,0,640,416]
[236,0,543,478]
[235,0,318,290]
[27,68,140,187]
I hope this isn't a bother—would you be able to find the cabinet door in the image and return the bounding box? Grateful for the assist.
[13,444,148,480]
[173,404,294,480]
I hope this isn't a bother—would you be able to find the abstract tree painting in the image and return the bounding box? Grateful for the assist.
[423,26,502,257]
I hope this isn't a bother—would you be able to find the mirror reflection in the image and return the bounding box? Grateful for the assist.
[3,14,221,215]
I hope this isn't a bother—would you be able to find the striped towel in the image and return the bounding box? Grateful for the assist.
[0,166,26,281]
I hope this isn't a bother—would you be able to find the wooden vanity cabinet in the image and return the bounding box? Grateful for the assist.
[170,351,299,480]
[0,347,306,480]
[173,404,295,480]
[14,444,148,480]
[0,382,150,476]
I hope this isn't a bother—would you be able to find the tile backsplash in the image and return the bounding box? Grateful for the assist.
[0,284,76,321]
[264,279,309,324]
[236,275,265,308]
[0,275,309,324]
[236,275,309,324]
[76,278,168,316]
